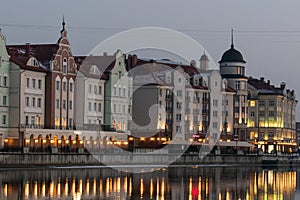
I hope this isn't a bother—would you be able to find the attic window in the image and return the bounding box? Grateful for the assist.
[27,58,39,67]
[89,65,100,75]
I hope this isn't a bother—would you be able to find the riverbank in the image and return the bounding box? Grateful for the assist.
[0,153,299,167]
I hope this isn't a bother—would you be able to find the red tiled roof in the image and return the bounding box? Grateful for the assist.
[10,56,48,73]
[7,44,59,62]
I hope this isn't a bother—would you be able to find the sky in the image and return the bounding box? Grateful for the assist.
[1,0,300,118]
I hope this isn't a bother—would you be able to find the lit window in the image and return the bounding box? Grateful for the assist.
[250,101,255,107]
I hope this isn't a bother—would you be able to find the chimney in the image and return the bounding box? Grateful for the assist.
[25,43,30,57]
[267,80,270,85]
[280,82,286,89]
[127,54,132,69]
[103,52,108,56]
[132,54,138,66]
[260,77,264,82]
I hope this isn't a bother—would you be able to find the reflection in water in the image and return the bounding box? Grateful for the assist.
[0,166,298,199]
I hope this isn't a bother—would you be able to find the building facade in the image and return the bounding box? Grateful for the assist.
[0,31,10,147]
[247,77,297,153]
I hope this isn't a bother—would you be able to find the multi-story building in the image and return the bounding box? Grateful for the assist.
[4,21,81,152]
[8,46,47,148]
[219,32,248,141]
[74,56,106,130]
[128,54,233,146]
[103,50,132,133]
[0,31,10,147]
[247,77,297,153]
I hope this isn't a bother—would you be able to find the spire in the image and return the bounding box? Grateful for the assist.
[231,28,234,49]
[60,15,67,37]
[62,15,65,31]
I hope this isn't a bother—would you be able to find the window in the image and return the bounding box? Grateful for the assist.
[123,88,126,97]
[250,101,255,107]
[98,86,102,95]
[113,104,116,113]
[176,102,181,109]
[235,81,240,90]
[38,79,42,89]
[250,112,255,117]
[3,76,7,87]
[63,82,66,91]
[26,78,30,88]
[89,84,92,93]
[258,101,265,106]
[26,97,29,107]
[213,99,218,106]
[56,81,60,90]
[269,101,275,107]
[159,89,162,96]
[63,65,67,74]
[259,111,265,117]
[69,118,72,127]
[2,115,6,125]
[56,99,59,109]
[269,111,275,117]
[88,102,91,111]
[177,90,182,97]
[31,116,35,125]
[94,103,97,111]
[118,71,122,79]
[98,103,101,112]
[213,122,218,128]
[37,98,41,108]
[25,116,29,125]
[113,87,116,96]
[119,88,121,96]
[62,100,66,109]
[213,111,218,117]
[70,82,73,92]
[123,105,125,114]
[176,114,181,121]
[69,100,73,110]
[2,96,7,106]
[32,79,36,89]
[63,58,67,73]
[32,97,36,107]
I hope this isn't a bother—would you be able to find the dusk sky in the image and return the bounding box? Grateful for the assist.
[1,0,300,118]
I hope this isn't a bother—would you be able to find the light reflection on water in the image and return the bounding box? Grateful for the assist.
[0,166,298,199]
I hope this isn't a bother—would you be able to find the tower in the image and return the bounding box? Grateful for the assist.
[200,51,209,70]
[219,29,248,141]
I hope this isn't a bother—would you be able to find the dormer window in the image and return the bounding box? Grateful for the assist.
[26,57,39,67]
[89,65,100,75]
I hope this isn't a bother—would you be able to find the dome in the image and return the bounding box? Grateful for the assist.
[219,45,246,63]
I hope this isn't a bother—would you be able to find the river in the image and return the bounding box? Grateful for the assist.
[0,165,298,199]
